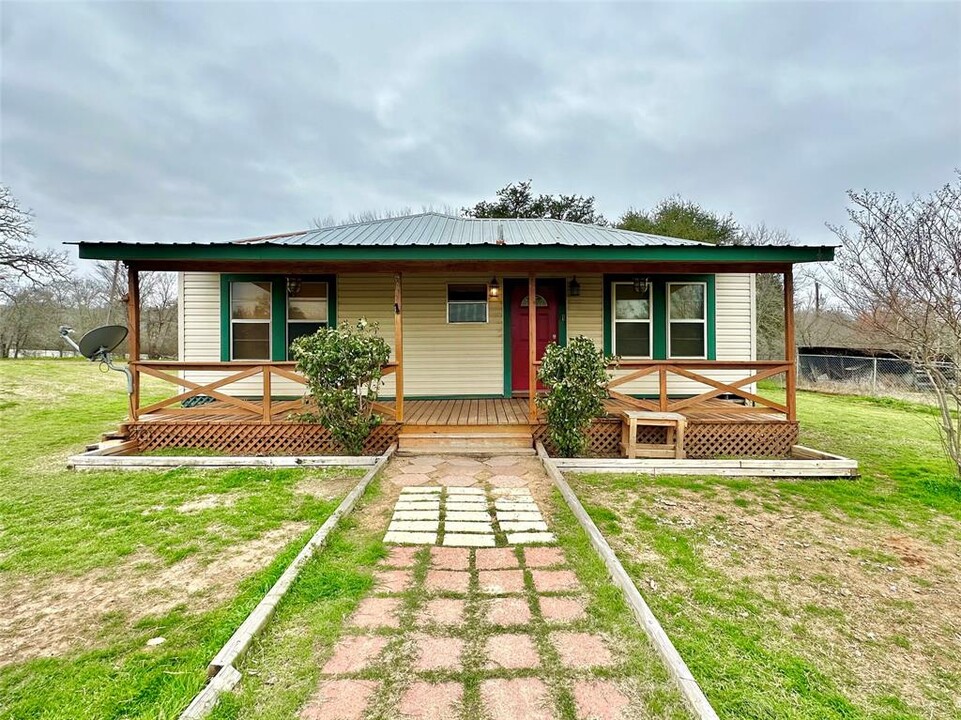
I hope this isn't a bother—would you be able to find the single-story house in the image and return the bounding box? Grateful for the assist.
[73,213,834,456]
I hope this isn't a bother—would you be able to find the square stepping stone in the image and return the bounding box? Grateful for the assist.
[300,679,379,720]
[531,570,581,593]
[445,499,488,508]
[478,569,525,594]
[572,680,631,720]
[322,635,388,674]
[496,511,544,522]
[491,487,533,496]
[430,546,470,570]
[349,597,402,629]
[506,532,556,545]
[481,678,554,720]
[384,531,437,545]
[443,533,495,547]
[499,520,549,532]
[475,547,520,570]
[494,501,539,511]
[551,632,615,669]
[393,510,441,521]
[538,596,587,623]
[485,596,531,626]
[420,598,466,627]
[398,681,463,720]
[447,486,485,495]
[524,547,566,568]
[412,634,464,671]
[485,633,540,670]
[425,569,470,594]
[444,521,494,534]
[396,501,441,512]
[445,511,491,522]
[373,569,414,593]
[381,546,418,568]
[389,520,440,533]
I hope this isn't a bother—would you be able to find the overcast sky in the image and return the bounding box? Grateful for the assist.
[2,1,959,260]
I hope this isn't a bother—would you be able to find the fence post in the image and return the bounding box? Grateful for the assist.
[872,357,878,396]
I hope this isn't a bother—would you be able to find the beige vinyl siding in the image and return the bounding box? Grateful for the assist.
[178,271,757,400]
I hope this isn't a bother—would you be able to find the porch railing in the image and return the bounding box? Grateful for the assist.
[128,361,399,424]
[606,360,796,421]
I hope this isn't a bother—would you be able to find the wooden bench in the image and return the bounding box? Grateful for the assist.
[619,410,687,459]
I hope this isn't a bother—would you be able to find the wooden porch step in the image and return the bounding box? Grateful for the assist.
[398,426,534,455]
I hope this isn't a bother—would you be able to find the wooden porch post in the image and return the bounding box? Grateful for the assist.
[126,263,140,421]
[528,272,537,423]
[394,272,404,423]
[784,267,797,422]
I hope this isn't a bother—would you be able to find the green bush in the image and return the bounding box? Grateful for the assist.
[537,336,613,457]
[290,319,392,455]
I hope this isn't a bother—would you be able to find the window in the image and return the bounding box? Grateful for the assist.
[447,284,488,323]
[612,282,651,357]
[230,281,271,360]
[287,281,328,358]
[668,282,707,358]
[520,294,548,308]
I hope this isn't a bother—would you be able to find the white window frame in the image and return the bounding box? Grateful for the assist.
[286,280,329,353]
[446,283,489,324]
[667,281,708,359]
[229,281,272,361]
[611,281,652,359]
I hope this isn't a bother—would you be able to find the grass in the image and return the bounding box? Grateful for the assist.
[567,388,961,719]
[0,359,363,719]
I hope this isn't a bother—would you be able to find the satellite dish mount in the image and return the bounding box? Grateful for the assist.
[59,324,133,394]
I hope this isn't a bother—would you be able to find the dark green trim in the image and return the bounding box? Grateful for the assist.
[603,274,716,360]
[219,274,336,362]
[79,242,834,264]
[502,278,567,396]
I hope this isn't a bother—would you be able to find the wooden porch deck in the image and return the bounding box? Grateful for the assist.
[133,396,787,426]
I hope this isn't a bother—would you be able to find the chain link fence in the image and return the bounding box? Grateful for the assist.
[796,353,957,404]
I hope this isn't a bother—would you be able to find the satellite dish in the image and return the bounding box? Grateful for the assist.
[78,325,128,360]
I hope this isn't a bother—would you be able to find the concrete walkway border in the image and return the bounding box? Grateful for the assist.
[178,445,396,720]
[68,449,378,471]
[537,442,720,720]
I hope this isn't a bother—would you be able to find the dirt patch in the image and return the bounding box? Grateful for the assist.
[296,472,359,502]
[584,482,961,716]
[177,493,239,513]
[0,522,310,667]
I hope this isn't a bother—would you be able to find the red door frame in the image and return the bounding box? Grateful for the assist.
[505,278,566,395]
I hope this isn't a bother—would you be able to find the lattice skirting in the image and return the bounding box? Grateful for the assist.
[130,422,399,456]
[535,419,799,458]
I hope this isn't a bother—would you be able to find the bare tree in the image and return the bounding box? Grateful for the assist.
[829,175,961,476]
[0,185,67,297]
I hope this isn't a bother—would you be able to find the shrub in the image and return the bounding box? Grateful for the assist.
[537,336,612,457]
[290,319,392,455]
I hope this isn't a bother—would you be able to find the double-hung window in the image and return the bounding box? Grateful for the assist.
[612,282,652,358]
[668,282,707,358]
[447,284,488,323]
[287,281,329,358]
[229,281,272,360]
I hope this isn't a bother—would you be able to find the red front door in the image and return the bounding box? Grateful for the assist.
[511,283,559,393]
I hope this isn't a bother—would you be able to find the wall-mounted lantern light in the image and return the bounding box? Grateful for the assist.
[488,277,501,300]
[286,276,303,295]
[633,276,650,295]
[568,276,581,297]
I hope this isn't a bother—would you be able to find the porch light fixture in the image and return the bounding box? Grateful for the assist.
[568,276,581,297]
[633,276,650,295]
[488,277,501,300]
[286,276,302,295]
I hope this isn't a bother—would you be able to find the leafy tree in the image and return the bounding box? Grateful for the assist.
[463,179,606,225]
[0,185,67,297]
[617,196,738,244]
[291,319,392,455]
[538,337,612,457]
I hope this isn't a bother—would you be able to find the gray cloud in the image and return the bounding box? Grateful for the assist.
[2,0,958,260]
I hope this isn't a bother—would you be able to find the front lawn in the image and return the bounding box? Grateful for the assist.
[566,390,961,719]
[0,360,362,719]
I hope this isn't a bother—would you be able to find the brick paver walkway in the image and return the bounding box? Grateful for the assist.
[298,455,642,720]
